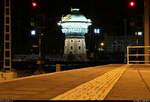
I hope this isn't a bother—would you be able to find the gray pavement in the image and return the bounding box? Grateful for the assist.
[0,64,150,100]
[0,64,121,100]
[105,65,150,100]
[51,65,127,100]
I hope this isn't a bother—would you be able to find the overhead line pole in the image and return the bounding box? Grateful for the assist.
[3,0,12,72]
[144,0,150,64]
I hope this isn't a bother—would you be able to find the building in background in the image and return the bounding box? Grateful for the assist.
[102,33,144,63]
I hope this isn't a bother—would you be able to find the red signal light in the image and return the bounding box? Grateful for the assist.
[129,1,135,7]
[32,2,37,7]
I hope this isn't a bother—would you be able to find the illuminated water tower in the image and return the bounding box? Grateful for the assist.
[58,8,92,61]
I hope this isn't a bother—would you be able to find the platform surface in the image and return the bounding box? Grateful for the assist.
[0,64,150,100]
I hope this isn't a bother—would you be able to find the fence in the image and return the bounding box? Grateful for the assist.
[127,46,150,64]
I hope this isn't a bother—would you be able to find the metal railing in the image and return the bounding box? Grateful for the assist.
[127,46,150,64]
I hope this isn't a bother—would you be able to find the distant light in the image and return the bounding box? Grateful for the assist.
[94,28,100,34]
[100,42,104,46]
[71,8,80,12]
[31,30,36,36]
[32,45,38,48]
[138,32,142,36]
[130,1,135,7]
[135,31,142,36]
[98,48,104,51]
[32,2,37,7]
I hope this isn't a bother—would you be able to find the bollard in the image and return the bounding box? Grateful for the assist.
[56,64,61,72]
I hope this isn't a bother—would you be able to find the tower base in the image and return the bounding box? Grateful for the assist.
[64,54,88,62]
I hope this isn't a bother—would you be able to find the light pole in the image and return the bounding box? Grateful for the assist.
[94,28,100,61]
[3,0,12,72]
[38,33,44,73]
[144,0,149,64]
[135,31,142,64]
[30,29,44,74]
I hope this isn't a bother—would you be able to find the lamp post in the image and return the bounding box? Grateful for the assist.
[38,33,43,68]
[144,0,149,64]
[135,31,142,64]
[93,28,100,61]
[30,29,44,74]
[36,33,44,74]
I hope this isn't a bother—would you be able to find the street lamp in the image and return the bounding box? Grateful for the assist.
[93,28,101,59]
[98,42,104,52]
[35,33,45,74]
[100,42,104,47]
[38,33,44,65]
[135,31,143,46]
[31,29,36,36]
[94,28,100,34]
[30,29,44,73]
[135,31,143,63]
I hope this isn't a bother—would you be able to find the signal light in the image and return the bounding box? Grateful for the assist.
[32,2,37,7]
[129,1,135,7]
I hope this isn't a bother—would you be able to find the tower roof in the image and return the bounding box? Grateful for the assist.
[60,8,91,23]
[57,8,92,35]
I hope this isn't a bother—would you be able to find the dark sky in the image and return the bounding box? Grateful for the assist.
[0,0,144,54]
[9,0,144,33]
[1,0,143,30]
[11,0,144,20]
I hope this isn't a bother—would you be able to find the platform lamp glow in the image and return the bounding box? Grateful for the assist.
[58,8,92,61]
[31,30,36,36]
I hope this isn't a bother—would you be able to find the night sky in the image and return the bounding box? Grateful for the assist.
[0,0,144,55]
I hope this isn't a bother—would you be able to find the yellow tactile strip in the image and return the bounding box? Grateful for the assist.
[51,65,127,100]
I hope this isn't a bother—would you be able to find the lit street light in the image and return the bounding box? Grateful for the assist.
[94,28,100,34]
[30,28,44,73]
[135,31,143,64]
[31,29,36,36]
[100,42,104,47]
[98,42,104,52]
[135,31,143,46]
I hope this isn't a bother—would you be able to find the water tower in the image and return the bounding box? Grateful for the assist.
[58,8,92,61]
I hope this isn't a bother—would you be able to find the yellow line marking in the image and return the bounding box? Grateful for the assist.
[51,65,127,100]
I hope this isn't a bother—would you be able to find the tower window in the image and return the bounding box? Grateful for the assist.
[71,46,73,50]
[79,46,81,50]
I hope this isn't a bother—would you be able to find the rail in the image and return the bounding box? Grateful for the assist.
[127,46,150,64]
